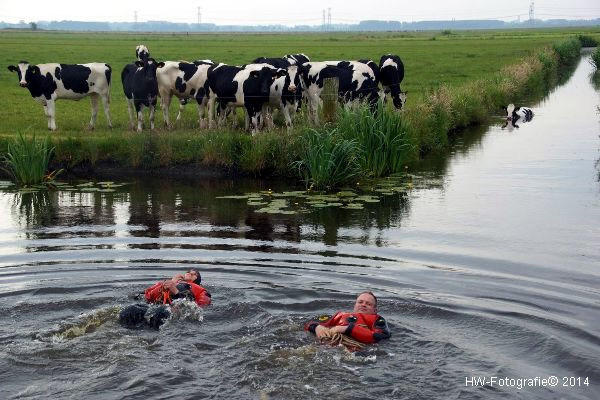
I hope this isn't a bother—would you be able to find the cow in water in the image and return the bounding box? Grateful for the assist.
[299,60,380,125]
[121,58,165,131]
[156,60,215,128]
[502,103,534,129]
[8,61,113,131]
[207,63,286,132]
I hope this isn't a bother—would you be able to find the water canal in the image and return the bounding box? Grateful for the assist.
[0,54,599,399]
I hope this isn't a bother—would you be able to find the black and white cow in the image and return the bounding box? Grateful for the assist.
[8,61,113,131]
[121,58,165,131]
[502,103,534,129]
[252,57,291,69]
[379,54,406,110]
[284,53,310,65]
[157,60,214,128]
[299,60,380,125]
[135,44,150,62]
[250,59,303,128]
[207,63,286,132]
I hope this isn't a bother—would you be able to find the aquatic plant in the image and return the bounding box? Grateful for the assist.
[293,127,360,190]
[2,132,62,187]
[336,101,418,177]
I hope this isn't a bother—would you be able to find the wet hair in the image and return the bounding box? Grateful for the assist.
[190,270,201,285]
[358,291,377,306]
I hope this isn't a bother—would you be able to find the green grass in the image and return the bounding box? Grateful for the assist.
[0,28,598,179]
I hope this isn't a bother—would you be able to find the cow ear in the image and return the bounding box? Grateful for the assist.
[249,70,259,78]
[157,62,165,68]
[8,65,18,72]
[277,69,287,78]
[135,61,144,67]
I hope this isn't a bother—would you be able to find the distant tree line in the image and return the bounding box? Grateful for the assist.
[1,18,599,32]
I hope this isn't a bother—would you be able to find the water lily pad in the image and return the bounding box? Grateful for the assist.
[98,189,116,193]
[336,191,357,198]
[76,182,95,187]
[343,204,364,210]
[355,196,380,203]
[216,195,249,199]
[247,201,268,206]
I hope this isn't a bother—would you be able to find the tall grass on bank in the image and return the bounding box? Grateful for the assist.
[292,127,360,190]
[577,35,599,48]
[591,47,600,71]
[336,101,418,177]
[2,133,61,186]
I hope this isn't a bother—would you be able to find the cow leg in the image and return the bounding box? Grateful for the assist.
[281,103,293,129]
[46,100,57,131]
[265,105,275,129]
[89,94,99,129]
[42,104,52,130]
[207,95,216,129]
[149,103,156,130]
[161,94,172,128]
[101,93,112,128]
[175,98,185,123]
[136,103,144,132]
[197,102,207,129]
[126,99,135,130]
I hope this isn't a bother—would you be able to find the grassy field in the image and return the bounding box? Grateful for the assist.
[0,28,598,180]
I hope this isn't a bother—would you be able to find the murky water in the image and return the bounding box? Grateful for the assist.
[1,55,599,400]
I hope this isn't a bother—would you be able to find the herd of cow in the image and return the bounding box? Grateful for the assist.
[8,45,406,132]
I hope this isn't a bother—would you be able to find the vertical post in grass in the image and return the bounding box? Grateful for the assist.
[322,77,339,123]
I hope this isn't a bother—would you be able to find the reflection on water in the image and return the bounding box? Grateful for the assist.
[0,55,599,400]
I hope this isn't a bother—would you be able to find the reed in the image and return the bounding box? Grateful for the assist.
[336,101,418,177]
[577,35,599,47]
[292,127,360,190]
[553,38,582,68]
[591,47,600,71]
[2,132,62,186]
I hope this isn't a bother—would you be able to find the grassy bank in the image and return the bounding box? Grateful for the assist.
[0,29,597,185]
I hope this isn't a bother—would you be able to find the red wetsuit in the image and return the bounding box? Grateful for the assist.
[304,311,391,344]
[144,280,211,306]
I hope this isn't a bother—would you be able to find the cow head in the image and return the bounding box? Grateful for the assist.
[285,53,310,65]
[136,44,150,62]
[136,58,165,82]
[286,65,300,93]
[250,67,286,97]
[8,61,40,88]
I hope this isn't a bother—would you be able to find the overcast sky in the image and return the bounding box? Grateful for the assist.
[1,0,599,25]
